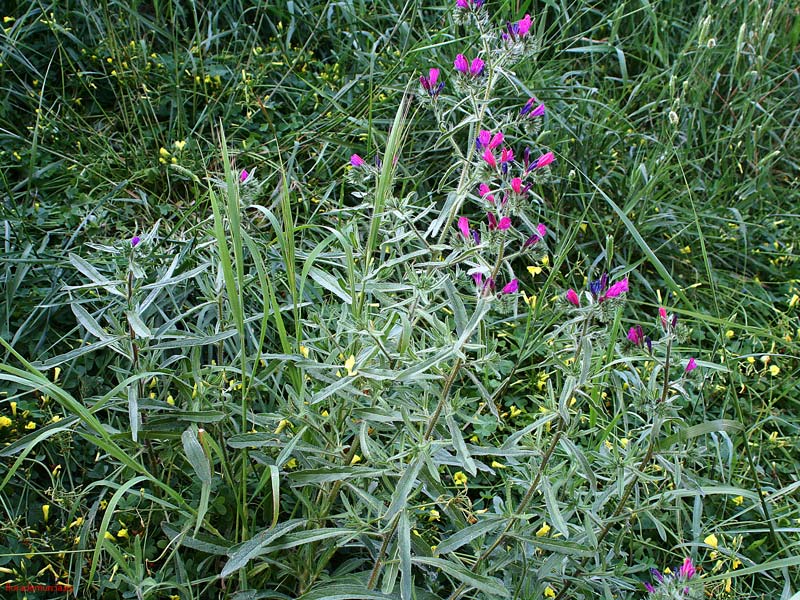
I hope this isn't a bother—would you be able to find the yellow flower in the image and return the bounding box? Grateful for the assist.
[166,394,175,406]
[350,454,362,465]
[0,416,11,428]
[509,405,522,418]
[725,329,735,339]
[284,458,297,469]
[159,147,170,158]
[544,586,556,598]
[25,421,36,430]
[681,245,692,254]
[541,255,549,266]
[344,355,357,376]
[536,523,551,537]
[604,440,613,450]
[299,345,309,358]
[117,528,128,539]
[100,500,108,510]
[69,517,84,529]
[453,471,468,486]
[321,409,329,418]
[428,509,440,522]
[790,294,799,308]
[51,415,61,423]
[10,401,16,416]
[769,365,780,376]
[732,495,744,506]
[527,265,543,276]
[491,461,506,469]
[620,438,629,448]
[104,531,116,541]
[704,533,719,548]
[724,578,732,593]
[173,140,186,151]
[53,366,61,382]
[732,558,741,569]
[274,419,291,434]
[42,505,50,522]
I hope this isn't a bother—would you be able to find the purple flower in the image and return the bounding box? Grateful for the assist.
[678,557,696,581]
[454,54,484,78]
[478,183,495,204]
[487,213,497,230]
[566,289,580,307]
[456,0,484,8]
[521,97,546,118]
[131,236,141,247]
[501,279,519,294]
[534,151,555,169]
[458,216,471,239]
[603,277,629,300]
[240,168,250,182]
[627,325,644,346]
[644,582,655,593]
[498,216,511,230]
[685,357,698,373]
[503,14,533,40]
[476,130,492,150]
[536,223,547,238]
[351,154,366,167]
[482,147,497,169]
[650,568,664,583]
[510,177,524,194]
[472,272,483,286]
[420,68,444,97]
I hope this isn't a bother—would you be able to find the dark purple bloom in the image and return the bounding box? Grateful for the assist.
[131,236,141,247]
[644,582,655,593]
[650,568,664,583]
[501,279,519,294]
[503,14,532,41]
[520,97,545,118]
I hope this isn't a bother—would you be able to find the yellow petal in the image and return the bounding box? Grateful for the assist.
[704,533,718,548]
[344,355,357,376]
[536,523,551,537]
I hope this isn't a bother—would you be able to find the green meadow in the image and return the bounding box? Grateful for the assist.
[1,0,798,598]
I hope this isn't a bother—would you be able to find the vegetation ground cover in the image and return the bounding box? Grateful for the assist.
[1,0,798,598]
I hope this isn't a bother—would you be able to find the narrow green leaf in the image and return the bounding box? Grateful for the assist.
[221,520,304,578]
[435,517,502,556]
[411,557,509,597]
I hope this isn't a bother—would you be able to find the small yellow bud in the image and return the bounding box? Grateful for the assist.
[732,495,744,506]
[428,509,440,522]
[536,523,551,537]
[53,367,61,382]
[350,454,362,465]
[544,586,556,598]
[274,419,290,434]
[453,471,468,486]
[104,531,116,541]
[725,329,735,339]
[166,394,175,406]
[344,355,357,376]
[10,401,16,416]
[491,460,506,469]
[284,458,297,469]
[116,528,128,539]
[42,504,50,522]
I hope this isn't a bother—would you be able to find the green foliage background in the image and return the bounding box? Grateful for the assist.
[1,0,798,598]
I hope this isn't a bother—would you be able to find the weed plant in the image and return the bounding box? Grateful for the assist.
[1,1,798,599]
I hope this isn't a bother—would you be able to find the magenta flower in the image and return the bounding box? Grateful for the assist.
[351,154,366,167]
[685,357,698,373]
[678,557,696,581]
[566,289,580,307]
[478,183,495,204]
[659,306,669,329]
[603,277,629,299]
[420,68,444,98]
[472,272,483,286]
[458,216,471,239]
[240,168,250,182]
[454,54,484,77]
[627,325,644,346]
[511,177,523,194]
[498,216,511,230]
[536,223,547,238]
[503,13,533,40]
[477,130,491,148]
[521,97,545,118]
[482,147,497,169]
[501,279,519,294]
[454,54,469,73]
[456,0,484,8]
[500,148,514,163]
[131,236,141,247]
[534,151,555,169]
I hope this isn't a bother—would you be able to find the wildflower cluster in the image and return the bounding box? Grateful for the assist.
[644,557,703,599]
